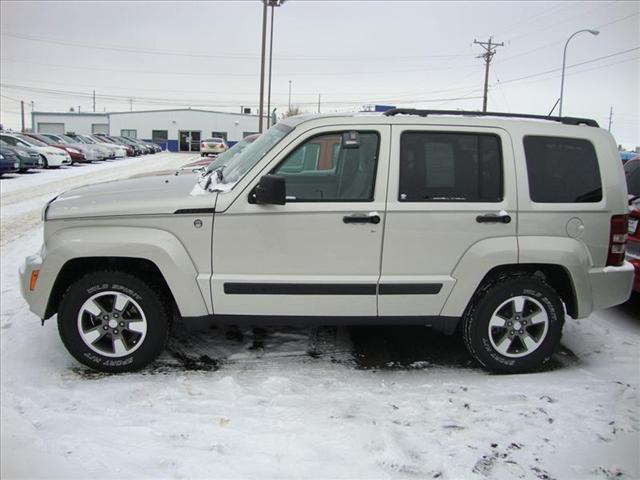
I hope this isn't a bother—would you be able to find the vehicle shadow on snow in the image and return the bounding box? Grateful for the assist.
[73,321,579,378]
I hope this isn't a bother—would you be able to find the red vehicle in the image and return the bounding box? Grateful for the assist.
[23,132,88,164]
[624,157,640,292]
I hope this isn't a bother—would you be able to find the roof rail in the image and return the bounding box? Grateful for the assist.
[383,108,599,127]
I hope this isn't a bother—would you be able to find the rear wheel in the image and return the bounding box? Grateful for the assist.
[462,274,564,373]
[40,155,49,168]
[58,271,169,373]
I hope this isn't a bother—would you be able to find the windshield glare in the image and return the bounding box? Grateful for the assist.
[59,135,77,143]
[205,135,258,174]
[219,124,292,185]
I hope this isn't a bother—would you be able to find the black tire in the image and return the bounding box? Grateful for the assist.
[40,155,49,168]
[58,271,169,373]
[462,273,564,374]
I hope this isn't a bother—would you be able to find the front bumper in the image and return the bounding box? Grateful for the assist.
[19,247,45,318]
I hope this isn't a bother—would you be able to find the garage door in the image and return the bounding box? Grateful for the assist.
[92,124,109,134]
[37,123,65,134]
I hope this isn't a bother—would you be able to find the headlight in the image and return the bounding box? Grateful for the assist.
[0,154,4,160]
[14,161,20,168]
[66,148,81,154]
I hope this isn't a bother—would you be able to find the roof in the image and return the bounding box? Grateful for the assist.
[32,111,108,117]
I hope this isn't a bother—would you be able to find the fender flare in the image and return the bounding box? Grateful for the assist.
[41,226,209,318]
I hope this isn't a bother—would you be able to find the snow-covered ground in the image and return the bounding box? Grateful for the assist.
[1,154,638,479]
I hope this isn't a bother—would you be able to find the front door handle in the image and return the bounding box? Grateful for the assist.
[343,212,381,225]
[476,212,511,224]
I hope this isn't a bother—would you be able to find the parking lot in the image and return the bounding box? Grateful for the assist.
[0,152,638,479]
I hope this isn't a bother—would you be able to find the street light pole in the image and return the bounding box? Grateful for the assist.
[288,80,292,111]
[258,0,268,133]
[266,0,284,129]
[559,29,599,117]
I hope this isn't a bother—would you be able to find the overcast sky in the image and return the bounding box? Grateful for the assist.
[0,0,638,147]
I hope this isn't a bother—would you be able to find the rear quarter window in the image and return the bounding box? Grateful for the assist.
[523,136,602,203]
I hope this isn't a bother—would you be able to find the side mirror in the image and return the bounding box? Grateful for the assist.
[341,131,360,149]
[254,174,286,205]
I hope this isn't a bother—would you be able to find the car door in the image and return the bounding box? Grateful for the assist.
[379,125,518,318]
[211,124,390,317]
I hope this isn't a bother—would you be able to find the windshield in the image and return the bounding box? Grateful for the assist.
[73,135,90,144]
[219,124,292,185]
[28,134,55,145]
[205,135,259,174]
[16,134,47,147]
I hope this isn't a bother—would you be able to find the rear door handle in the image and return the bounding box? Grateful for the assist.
[476,212,511,224]
[343,212,381,224]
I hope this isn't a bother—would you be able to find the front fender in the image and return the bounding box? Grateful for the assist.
[30,226,209,319]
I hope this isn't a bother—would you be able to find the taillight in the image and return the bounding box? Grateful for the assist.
[201,143,205,148]
[607,214,628,266]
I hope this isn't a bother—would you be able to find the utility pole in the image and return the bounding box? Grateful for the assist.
[608,106,613,131]
[288,80,292,110]
[93,90,96,112]
[317,93,321,114]
[20,100,25,132]
[258,0,268,132]
[30,100,34,112]
[473,36,503,112]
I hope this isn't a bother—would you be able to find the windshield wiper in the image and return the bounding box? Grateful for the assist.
[215,165,226,183]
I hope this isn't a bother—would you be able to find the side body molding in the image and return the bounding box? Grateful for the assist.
[37,226,209,318]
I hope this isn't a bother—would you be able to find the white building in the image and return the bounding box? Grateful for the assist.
[31,108,263,151]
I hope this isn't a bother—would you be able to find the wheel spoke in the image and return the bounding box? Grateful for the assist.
[522,333,539,352]
[513,296,526,314]
[127,320,146,334]
[113,292,130,313]
[527,310,547,325]
[112,338,128,356]
[494,334,513,355]
[489,315,507,328]
[83,326,104,343]
[84,299,103,317]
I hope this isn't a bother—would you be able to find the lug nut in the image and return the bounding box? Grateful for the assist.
[119,322,125,327]
[113,329,119,334]
[103,326,108,330]
[114,313,119,318]
[507,321,512,327]
[519,330,524,335]
[103,315,109,320]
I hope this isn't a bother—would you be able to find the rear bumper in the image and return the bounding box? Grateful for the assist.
[626,256,640,292]
[588,261,635,312]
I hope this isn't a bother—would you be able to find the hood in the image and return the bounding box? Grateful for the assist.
[47,173,216,220]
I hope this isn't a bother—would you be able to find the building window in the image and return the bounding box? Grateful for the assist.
[211,131,227,141]
[121,129,137,138]
[152,130,168,143]
[243,131,259,138]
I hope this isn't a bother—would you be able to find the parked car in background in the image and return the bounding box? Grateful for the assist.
[65,134,117,160]
[82,134,129,158]
[183,134,260,171]
[0,132,71,168]
[0,147,20,176]
[200,137,228,157]
[620,151,638,163]
[40,133,108,162]
[96,134,142,156]
[143,140,162,153]
[0,139,42,172]
[625,157,640,293]
[122,137,154,155]
[24,133,88,164]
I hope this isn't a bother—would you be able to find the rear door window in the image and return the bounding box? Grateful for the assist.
[399,132,503,202]
[523,136,602,203]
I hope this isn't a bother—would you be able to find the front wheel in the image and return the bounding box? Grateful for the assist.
[40,155,49,168]
[462,274,564,374]
[58,271,169,373]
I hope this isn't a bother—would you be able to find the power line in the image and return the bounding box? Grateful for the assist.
[1,31,474,62]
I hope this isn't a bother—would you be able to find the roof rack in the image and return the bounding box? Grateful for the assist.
[382,108,599,127]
